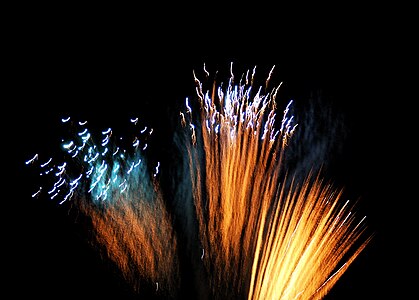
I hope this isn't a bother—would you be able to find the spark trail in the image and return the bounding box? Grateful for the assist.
[25,116,179,298]
[177,63,372,299]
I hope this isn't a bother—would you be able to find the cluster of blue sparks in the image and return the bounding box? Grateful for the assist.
[25,116,160,205]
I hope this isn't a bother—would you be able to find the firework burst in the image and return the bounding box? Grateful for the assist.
[25,116,179,298]
[176,63,373,299]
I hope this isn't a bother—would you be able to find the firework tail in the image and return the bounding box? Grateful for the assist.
[73,174,179,298]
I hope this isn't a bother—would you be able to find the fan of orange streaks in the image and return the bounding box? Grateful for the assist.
[183,63,372,299]
[248,174,373,300]
[76,184,179,298]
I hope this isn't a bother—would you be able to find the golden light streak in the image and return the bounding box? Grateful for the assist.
[182,64,372,299]
[247,174,373,300]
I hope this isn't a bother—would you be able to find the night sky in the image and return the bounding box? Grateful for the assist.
[5,10,404,299]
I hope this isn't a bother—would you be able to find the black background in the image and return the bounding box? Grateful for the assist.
[5,6,407,299]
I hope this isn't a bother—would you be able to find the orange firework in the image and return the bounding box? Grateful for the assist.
[179,63,373,299]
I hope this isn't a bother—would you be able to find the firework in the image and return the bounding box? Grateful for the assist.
[24,62,373,299]
[176,63,372,299]
[25,116,179,298]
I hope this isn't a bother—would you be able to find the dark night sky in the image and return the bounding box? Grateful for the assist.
[5,9,407,299]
